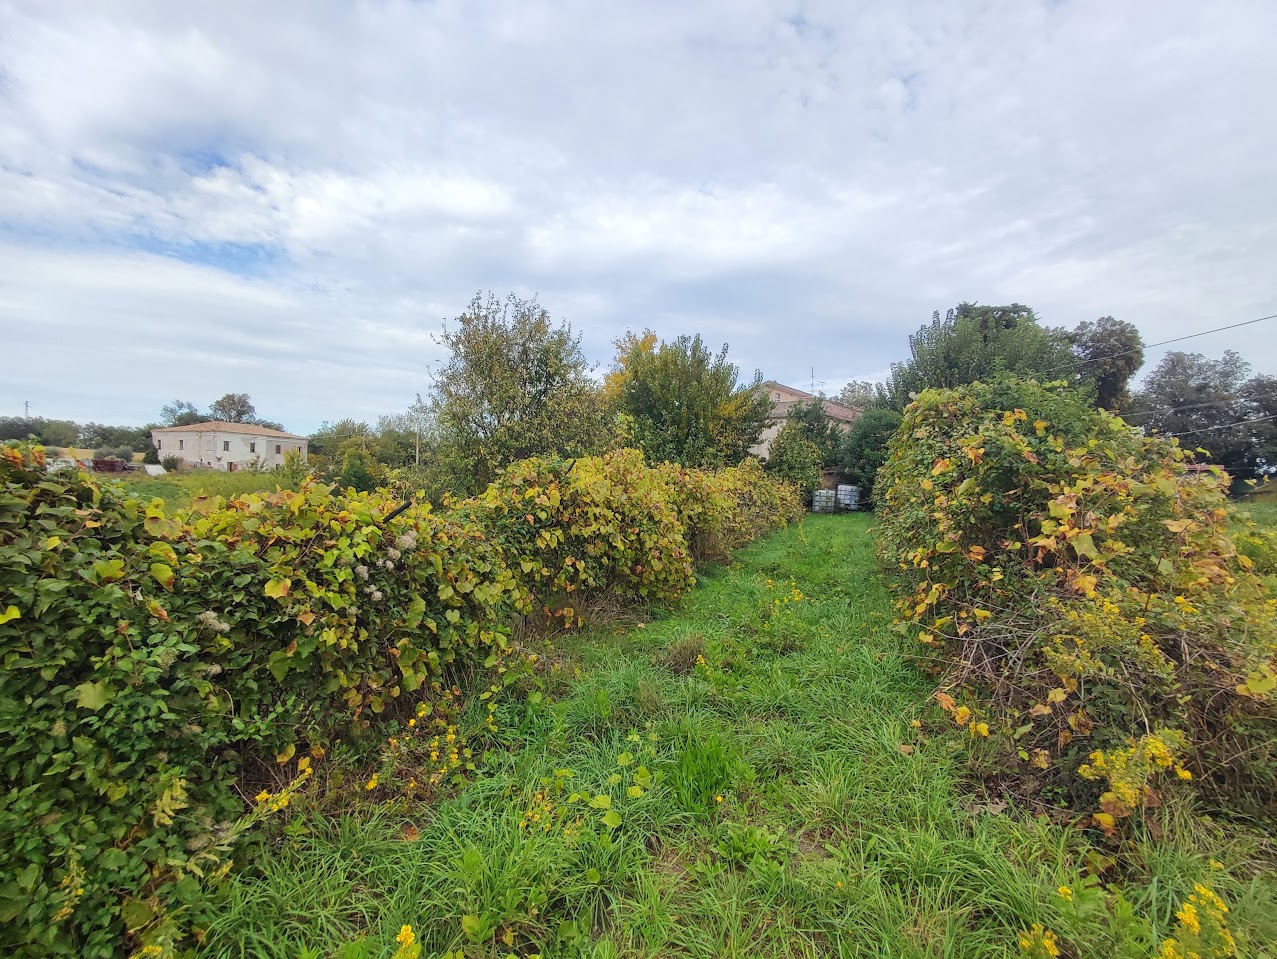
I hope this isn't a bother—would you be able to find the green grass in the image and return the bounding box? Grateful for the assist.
[199,516,1277,959]
[1237,494,1277,530]
[114,470,291,510]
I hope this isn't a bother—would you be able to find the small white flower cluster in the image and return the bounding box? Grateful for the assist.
[386,547,402,561]
[396,532,418,551]
[354,564,369,581]
[196,610,231,633]
[364,584,384,602]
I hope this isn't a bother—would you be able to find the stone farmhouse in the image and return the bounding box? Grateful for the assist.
[750,382,862,459]
[150,422,308,471]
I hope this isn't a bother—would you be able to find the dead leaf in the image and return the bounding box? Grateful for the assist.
[897,744,915,756]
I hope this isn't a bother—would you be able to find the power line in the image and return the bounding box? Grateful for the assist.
[1048,311,1277,376]
[1120,398,1238,421]
[1159,412,1277,439]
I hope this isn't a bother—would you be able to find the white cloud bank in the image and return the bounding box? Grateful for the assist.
[1,0,1274,430]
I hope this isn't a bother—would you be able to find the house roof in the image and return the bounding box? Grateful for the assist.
[151,421,307,440]
[761,382,861,423]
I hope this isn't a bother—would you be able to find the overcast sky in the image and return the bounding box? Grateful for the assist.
[2,0,1275,433]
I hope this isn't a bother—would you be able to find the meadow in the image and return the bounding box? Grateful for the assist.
[198,515,1277,959]
[116,469,290,509]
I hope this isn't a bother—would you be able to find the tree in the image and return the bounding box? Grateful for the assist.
[308,419,374,460]
[431,292,605,493]
[764,421,823,499]
[0,417,79,448]
[160,399,204,427]
[1070,316,1144,410]
[836,381,880,411]
[786,398,839,464]
[208,393,256,423]
[1128,351,1277,484]
[838,408,903,506]
[609,332,771,467]
[880,303,1074,410]
[78,423,150,452]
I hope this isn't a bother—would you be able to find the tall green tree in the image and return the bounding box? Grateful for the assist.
[1128,350,1277,483]
[0,417,79,448]
[837,408,903,506]
[786,398,839,464]
[880,303,1074,410]
[610,333,771,467]
[431,292,604,492]
[1070,315,1144,410]
[160,399,204,427]
[208,393,255,424]
[764,421,823,499]
[836,380,880,410]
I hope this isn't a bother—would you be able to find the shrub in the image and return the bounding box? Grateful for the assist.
[764,422,823,501]
[837,407,902,507]
[160,455,181,472]
[463,449,697,626]
[93,445,134,462]
[0,444,519,955]
[716,458,804,548]
[876,378,1277,821]
[0,441,801,954]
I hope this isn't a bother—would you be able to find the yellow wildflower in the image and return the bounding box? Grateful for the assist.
[397,925,415,947]
[1057,886,1073,902]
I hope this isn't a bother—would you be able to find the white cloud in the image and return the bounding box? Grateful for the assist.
[1,0,1275,430]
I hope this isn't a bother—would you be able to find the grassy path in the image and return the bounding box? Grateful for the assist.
[201,515,1273,958]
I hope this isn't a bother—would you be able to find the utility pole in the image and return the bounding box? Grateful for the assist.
[25,400,29,417]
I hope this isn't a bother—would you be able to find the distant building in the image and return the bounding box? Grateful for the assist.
[751,382,862,459]
[150,422,308,471]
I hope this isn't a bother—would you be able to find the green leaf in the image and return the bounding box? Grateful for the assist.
[265,578,292,600]
[601,810,623,829]
[90,559,126,584]
[75,681,110,711]
[588,794,611,809]
[0,605,20,625]
[405,595,426,629]
[460,915,481,938]
[150,563,175,591]
[120,897,154,931]
[586,867,601,883]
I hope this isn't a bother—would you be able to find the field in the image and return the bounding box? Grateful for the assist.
[199,515,1277,959]
[115,469,290,509]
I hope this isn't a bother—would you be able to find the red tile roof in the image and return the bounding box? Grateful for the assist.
[150,421,306,440]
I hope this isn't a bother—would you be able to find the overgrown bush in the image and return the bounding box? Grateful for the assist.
[465,449,699,626]
[764,421,822,501]
[0,441,802,955]
[0,445,519,956]
[876,378,1277,823]
[160,455,180,472]
[716,457,804,547]
[837,407,902,507]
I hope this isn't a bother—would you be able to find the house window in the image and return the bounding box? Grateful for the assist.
[178,439,184,450]
[156,440,161,449]
[275,444,282,454]
[223,441,230,451]
[774,391,781,400]
[250,442,256,453]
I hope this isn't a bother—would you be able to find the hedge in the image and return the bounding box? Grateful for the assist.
[876,378,1277,825]
[0,443,800,956]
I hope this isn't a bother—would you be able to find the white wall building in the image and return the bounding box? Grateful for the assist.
[151,422,308,471]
